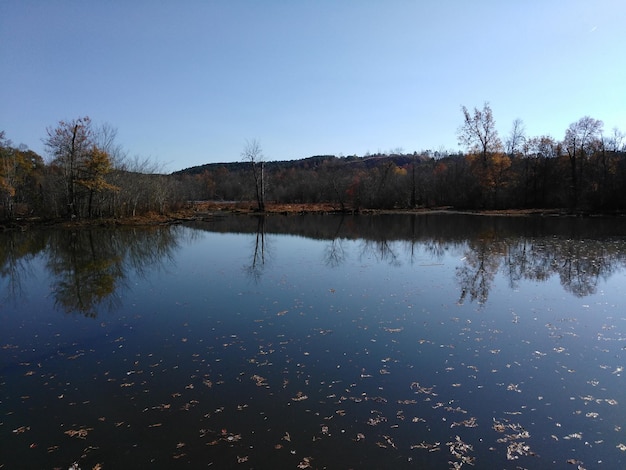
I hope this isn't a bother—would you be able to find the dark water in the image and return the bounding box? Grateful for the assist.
[1,214,626,469]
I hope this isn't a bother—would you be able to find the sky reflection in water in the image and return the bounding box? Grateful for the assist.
[1,214,626,469]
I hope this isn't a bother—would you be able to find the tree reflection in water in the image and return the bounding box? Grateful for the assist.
[0,230,46,302]
[456,235,502,305]
[458,234,626,304]
[2,214,626,316]
[46,230,125,316]
[244,216,271,282]
[191,213,626,305]
[0,226,182,317]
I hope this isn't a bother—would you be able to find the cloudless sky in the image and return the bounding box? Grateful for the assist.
[1,0,625,172]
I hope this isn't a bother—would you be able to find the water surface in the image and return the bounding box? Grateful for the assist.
[1,214,626,469]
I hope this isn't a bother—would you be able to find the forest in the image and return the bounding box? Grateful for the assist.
[1,104,625,222]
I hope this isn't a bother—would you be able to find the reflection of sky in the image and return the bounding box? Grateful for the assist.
[2,225,626,468]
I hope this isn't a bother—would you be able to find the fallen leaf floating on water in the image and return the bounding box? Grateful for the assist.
[297,457,313,469]
[506,441,535,461]
[367,412,387,426]
[444,406,467,414]
[251,374,268,387]
[410,441,440,451]
[221,431,242,443]
[451,417,478,428]
[64,428,93,439]
[152,403,171,411]
[447,435,475,466]
[292,391,308,401]
[492,418,536,460]
[410,382,437,395]
[383,327,403,333]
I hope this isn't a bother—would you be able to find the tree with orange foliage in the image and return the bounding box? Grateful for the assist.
[0,131,41,219]
[45,117,117,218]
[76,146,119,217]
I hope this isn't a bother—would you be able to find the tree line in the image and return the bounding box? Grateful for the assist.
[178,104,625,213]
[0,117,185,221]
[2,105,625,222]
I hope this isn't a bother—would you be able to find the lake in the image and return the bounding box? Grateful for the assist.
[1,213,626,469]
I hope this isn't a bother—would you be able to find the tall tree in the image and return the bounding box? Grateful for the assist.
[0,132,44,219]
[505,118,526,157]
[45,117,117,218]
[76,146,118,217]
[45,117,94,217]
[606,127,625,153]
[527,135,558,207]
[457,103,507,207]
[241,139,265,211]
[0,131,17,218]
[457,102,502,165]
[563,116,603,208]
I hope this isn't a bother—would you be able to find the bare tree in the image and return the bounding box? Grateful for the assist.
[606,127,625,153]
[457,102,502,165]
[112,155,168,216]
[95,123,127,168]
[241,139,265,211]
[505,118,526,157]
[457,103,508,208]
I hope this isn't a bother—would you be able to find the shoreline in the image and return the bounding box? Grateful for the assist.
[3,203,623,231]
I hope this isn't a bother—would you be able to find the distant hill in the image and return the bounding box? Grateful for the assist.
[172,153,430,176]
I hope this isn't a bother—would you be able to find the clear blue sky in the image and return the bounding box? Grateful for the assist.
[1,1,625,172]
